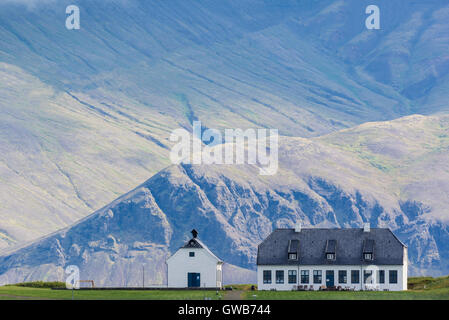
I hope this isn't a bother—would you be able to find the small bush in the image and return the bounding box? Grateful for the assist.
[9,281,66,289]
[224,284,257,291]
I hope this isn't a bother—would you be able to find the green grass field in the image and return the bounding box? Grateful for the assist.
[0,276,448,300]
[0,286,223,300]
[244,288,449,300]
[244,276,449,300]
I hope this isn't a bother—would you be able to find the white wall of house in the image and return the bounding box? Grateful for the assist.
[257,264,406,291]
[167,247,222,288]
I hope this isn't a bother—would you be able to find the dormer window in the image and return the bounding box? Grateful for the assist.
[363,239,374,261]
[364,253,373,260]
[288,240,299,261]
[189,252,195,257]
[325,240,336,261]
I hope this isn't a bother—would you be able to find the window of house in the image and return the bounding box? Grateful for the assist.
[313,270,322,284]
[326,253,335,260]
[300,270,309,284]
[263,270,272,284]
[288,270,297,284]
[364,270,373,284]
[288,253,297,260]
[276,270,284,284]
[378,270,385,284]
[364,253,373,260]
[189,252,195,257]
[351,270,360,284]
[338,270,347,284]
[389,270,398,284]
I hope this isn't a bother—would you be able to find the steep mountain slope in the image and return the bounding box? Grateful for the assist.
[0,0,404,135]
[0,62,173,248]
[1,114,448,286]
[296,0,449,113]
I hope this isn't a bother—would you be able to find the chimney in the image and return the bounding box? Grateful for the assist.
[363,223,370,233]
[295,222,302,233]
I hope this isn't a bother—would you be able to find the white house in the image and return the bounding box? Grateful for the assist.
[166,230,223,288]
[257,224,408,291]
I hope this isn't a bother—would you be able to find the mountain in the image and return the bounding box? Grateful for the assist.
[3,0,449,249]
[296,0,449,113]
[0,62,172,248]
[1,114,449,286]
[1,0,449,279]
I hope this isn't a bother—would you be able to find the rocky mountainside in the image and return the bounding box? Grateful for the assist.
[1,114,448,286]
[2,0,449,250]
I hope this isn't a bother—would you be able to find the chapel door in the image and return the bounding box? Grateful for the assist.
[188,273,201,287]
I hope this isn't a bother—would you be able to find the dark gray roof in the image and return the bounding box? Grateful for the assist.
[257,228,405,266]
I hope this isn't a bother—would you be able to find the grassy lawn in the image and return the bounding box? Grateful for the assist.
[243,275,449,300]
[244,288,449,300]
[0,286,222,300]
[0,276,448,300]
